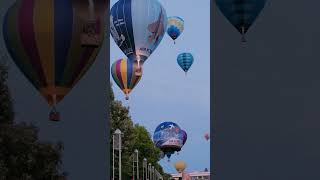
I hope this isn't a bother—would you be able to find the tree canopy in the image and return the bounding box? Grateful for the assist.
[0,55,14,125]
[0,55,66,179]
[109,84,171,179]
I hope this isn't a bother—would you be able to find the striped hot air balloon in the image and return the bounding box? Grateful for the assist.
[2,0,108,121]
[215,0,267,42]
[167,16,184,44]
[111,58,142,100]
[177,53,194,75]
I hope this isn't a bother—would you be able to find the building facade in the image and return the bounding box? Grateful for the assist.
[170,171,210,180]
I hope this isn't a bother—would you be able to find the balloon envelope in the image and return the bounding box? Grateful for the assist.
[111,58,142,100]
[2,0,107,107]
[110,0,167,65]
[215,0,266,35]
[177,53,194,73]
[153,122,185,158]
[175,160,187,173]
[167,16,184,41]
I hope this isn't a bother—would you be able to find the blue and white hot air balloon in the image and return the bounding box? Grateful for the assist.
[153,122,186,161]
[110,0,167,76]
[177,53,194,75]
[167,16,184,44]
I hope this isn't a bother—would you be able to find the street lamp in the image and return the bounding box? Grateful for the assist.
[113,129,122,180]
[148,163,151,180]
[135,149,139,180]
[152,166,154,180]
[143,158,147,180]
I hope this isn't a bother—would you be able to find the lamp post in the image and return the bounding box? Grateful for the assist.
[133,154,135,180]
[135,149,139,180]
[152,166,154,180]
[148,163,151,180]
[155,169,158,180]
[143,158,147,180]
[113,129,122,180]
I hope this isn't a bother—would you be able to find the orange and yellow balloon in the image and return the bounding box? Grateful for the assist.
[175,160,186,173]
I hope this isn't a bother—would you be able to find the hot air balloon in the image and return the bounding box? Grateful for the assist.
[111,58,142,100]
[215,0,267,42]
[181,130,187,145]
[177,53,194,75]
[167,16,184,44]
[110,0,167,76]
[175,160,186,173]
[204,133,210,141]
[153,122,186,161]
[2,0,108,121]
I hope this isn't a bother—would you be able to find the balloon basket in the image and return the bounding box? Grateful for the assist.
[241,35,246,43]
[135,69,142,77]
[49,110,60,122]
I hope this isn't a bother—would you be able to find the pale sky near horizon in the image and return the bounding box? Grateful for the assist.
[110,0,211,174]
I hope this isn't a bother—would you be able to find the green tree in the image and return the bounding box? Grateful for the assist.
[130,124,171,179]
[0,56,14,124]
[0,55,66,179]
[0,123,65,179]
[109,83,171,179]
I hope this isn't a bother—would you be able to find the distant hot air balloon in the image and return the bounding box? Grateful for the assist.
[153,122,186,161]
[167,16,184,44]
[181,130,187,145]
[110,0,167,76]
[215,0,267,42]
[175,160,186,173]
[2,0,108,121]
[177,53,194,75]
[111,58,142,100]
[204,133,210,141]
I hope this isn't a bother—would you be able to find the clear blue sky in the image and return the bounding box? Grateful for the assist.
[110,0,211,174]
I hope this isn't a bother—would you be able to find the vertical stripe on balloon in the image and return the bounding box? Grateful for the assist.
[3,2,40,89]
[54,0,73,86]
[34,0,55,87]
[126,59,133,88]
[120,59,128,91]
[116,59,125,89]
[18,0,47,86]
